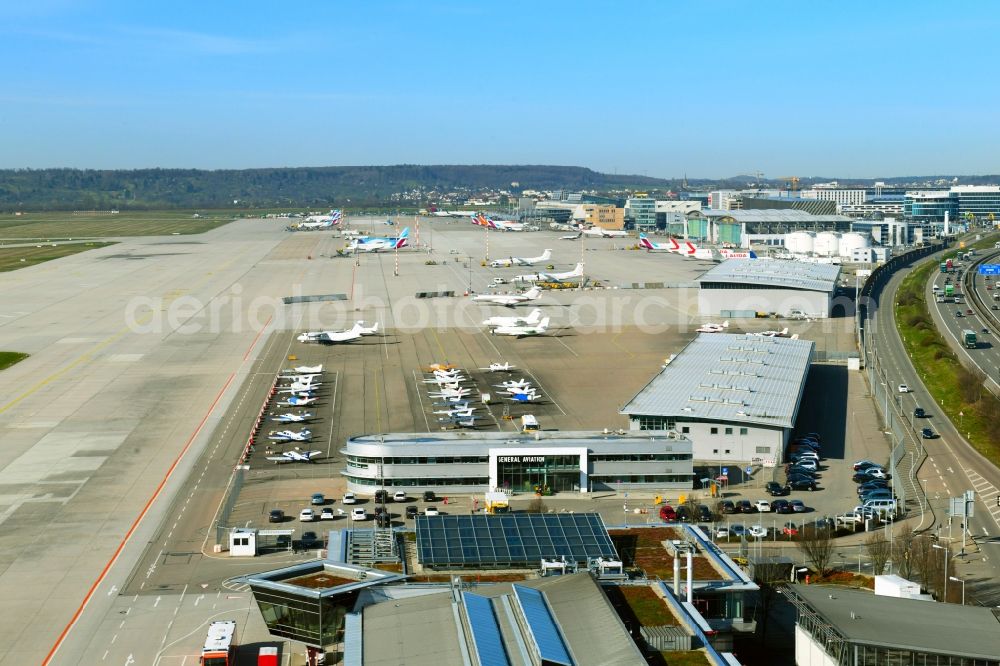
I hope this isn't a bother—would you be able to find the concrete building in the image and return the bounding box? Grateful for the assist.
[621,333,814,465]
[698,209,855,247]
[340,431,694,494]
[695,258,841,319]
[904,190,958,225]
[625,196,657,231]
[839,195,905,219]
[801,188,867,209]
[708,190,742,211]
[952,184,1000,222]
[785,584,1000,666]
[578,203,625,230]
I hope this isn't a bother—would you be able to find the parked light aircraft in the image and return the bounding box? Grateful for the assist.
[349,227,409,252]
[287,365,322,374]
[268,429,312,442]
[489,249,552,268]
[473,212,524,232]
[512,263,583,284]
[472,286,543,307]
[494,378,532,389]
[492,317,550,337]
[696,321,730,333]
[483,309,542,328]
[297,322,365,344]
[438,415,478,428]
[751,327,789,337]
[276,386,319,395]
[507,391,541,402]
[480,362,515,372]
[266,449,323,463]
[272,413,312,423]
[285,396,317,407]
[582,227,628,238]
[433,405,480,416]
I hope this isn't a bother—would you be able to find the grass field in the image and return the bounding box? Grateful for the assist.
[0,242,116,272]
[895,235,1000,464]
[0,352,28,371]
[0,210,236,240]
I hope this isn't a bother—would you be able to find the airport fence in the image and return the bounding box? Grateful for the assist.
[215,466,247,545]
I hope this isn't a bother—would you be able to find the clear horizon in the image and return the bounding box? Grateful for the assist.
[4,1,1000,178]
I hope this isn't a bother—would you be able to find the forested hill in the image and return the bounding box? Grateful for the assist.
[0,165,677,210]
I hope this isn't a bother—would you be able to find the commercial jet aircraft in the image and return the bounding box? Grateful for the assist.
[473,213,524,232]
[350,227,409,252]
[512,263,583,284]
[295,210,342,230]
[472,286,543,307]
[482,309,542,328]
[489,249,552,268]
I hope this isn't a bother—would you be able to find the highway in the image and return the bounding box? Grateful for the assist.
[867,235,1000,605]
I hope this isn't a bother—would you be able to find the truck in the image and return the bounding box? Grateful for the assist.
[963,329,978,349]
[944,283,955,297]
[940,261,948,273]
[947,258,954,272]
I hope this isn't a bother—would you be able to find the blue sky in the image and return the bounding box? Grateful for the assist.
[3,1,999,178]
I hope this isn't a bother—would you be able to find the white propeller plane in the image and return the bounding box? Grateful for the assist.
[582,227,628,238]
[483,308,541,328]
[750,327,789,338]
[489,249,552,268]
[479,362,515,372]
[438,415,479,427]
[494,378,532,390]
[355,321,379,336]
[695,320,729,333]
[286,365,322,374]
[433,406,480,416]
[268,429,312,442]
[472,286,543,307]
[285,396,317,407]
[492,317,551,337]
[512,263,583,284]
[272,413,312,423]
[297,322,365,344]
[266,449,323,463]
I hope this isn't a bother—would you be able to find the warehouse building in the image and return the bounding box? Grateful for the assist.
[695,258,840,319]
[341,430,694,495]
[621,334,814,465]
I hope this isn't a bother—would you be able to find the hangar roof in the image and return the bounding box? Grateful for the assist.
[696,257,840,293]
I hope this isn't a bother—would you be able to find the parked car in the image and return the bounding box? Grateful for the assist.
[405,505,418,519]
[922,427,935,439]
[342,492,357,505]
[737,500,755,514]
[730,524,748,537]
[675,506,692,522]
[765,482,789,497]
[772,499,793,514]
[697,505,713,522]
[788,478,817,491]
[782,522,799,536]
[787,469,818,480]
[659,504,677,521]
[790,499,806,513]
[754,500,772,513]
[748,525,768,538]
[424,506,440,517]
[374,489,389,503]
[350,508,367,521]
[320,507,335,520]
[423,490,437,502]
[804,432,822,442]
[853,460,880,471]
[300,531,320,548]
[393,491,407,503]
[310,493,325,506]
[715,526,731,538]
[268,509,285,523]
[299,508,316,522]
[790,459,818,471]
[717,500,736,514]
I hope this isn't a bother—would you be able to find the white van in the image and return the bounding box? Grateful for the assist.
[863,498,897,515]
[520,415,539,432]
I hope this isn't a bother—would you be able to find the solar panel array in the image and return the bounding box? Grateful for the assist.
[462,592,511,666]
[415,513,618,568]
[513,585,574,665]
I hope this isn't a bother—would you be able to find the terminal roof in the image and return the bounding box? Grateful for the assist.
[696,257,840,292]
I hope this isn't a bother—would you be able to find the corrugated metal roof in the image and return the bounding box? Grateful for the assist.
[463,592,512,666]
[696,257,840,292]
[621,334,814,429]
[702,209,853,223]
[513,585,574,666]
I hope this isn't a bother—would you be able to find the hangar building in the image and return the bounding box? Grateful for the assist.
[620,333,814,466]
[695,258,841,319]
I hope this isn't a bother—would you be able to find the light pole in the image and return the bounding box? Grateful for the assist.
[949,576,965,605]
[933,543,950,602]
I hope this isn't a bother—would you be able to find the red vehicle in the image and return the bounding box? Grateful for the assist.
[200,621,237,666]
[257,646,279,666]
[659,504,677,522]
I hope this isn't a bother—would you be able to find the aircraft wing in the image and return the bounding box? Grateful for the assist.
[266,455,295,463]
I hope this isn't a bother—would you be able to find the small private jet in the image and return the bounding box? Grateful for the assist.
[492,318,550,337]
[560,231,583,240]
[489,249,552,268]
[472,286,543,307]
[272,413,312,423]
[268,429,312,442]
[266,449,324,463]
[696,321,730,333]
[582,227,628,238]
[480,362,515,372]
[297,322,365,344]
[512,263,584,284]
[482,308,542,328]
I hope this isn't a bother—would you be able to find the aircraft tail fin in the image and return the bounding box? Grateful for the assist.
[539,317,550,329]
[722,320,729,328]
[525,308,542,324]
[540,249,552,261]
[780,327,788,335]
[748,250,758,258]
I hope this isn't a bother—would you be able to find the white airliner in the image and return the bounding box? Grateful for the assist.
[696,321,730,333]
[492,317,550,337]
[639,234,757,261]
[472,286,543,307]
[473,213,524,232]
[272,413,312,423]
[512,263,583,284]
[266,449,323,463]
[489,249,552,268]
[582,227,628,238]
[294,210,342,230]
[297,322,365,344]
[268,429,312,442]
[480,362,515,372]
[349,227,409,252]
[483,308,542,328]
[285,396,317,407]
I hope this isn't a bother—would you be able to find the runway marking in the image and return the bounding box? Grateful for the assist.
[41,370,238,666]
[324,372,340,459]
